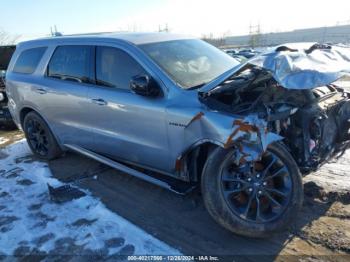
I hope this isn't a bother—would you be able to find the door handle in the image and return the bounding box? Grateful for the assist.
[35,88,47,94]
[91,98,107,106]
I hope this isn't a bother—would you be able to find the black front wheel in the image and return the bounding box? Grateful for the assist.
[201,142,303,238]
[23,112,62,160]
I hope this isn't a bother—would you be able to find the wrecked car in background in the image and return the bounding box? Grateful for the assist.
[5,34,350,238]
[238,48,259,59]
[224,49,247,63]
[224,48,258,62]
[0,45,16,128]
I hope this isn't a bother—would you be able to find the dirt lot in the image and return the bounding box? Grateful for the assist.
[1,127,350,260]
[0,128,23,148]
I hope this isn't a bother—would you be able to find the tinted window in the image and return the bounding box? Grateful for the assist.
[96,46,146,89]
[47,45,93,83]
[13,47,46,74]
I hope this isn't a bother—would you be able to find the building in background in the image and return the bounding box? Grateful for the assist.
[223,24,350,48]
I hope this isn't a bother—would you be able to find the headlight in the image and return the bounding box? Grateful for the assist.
[0,92,4,102]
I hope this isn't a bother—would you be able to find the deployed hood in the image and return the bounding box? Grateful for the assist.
[0,45,16,71]
[199,43,350,93]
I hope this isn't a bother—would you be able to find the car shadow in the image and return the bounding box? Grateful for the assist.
[0,122,17,131]
[48,152,342,258]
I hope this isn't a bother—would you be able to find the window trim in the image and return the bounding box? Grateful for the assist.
[46,45,95,85]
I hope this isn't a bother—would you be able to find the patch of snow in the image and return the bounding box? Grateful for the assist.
[0,137,9,145]
[0,140,180,256]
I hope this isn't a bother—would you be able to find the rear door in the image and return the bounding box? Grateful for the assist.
[40,45,96,148]
[88,46,171,172]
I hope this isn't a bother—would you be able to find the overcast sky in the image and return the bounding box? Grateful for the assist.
[1,0,350,40]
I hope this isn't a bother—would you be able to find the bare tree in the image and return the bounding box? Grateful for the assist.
[0,29,20,45]
[202,33,226,47]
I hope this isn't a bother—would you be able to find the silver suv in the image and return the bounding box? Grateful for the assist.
[6,34,350,237]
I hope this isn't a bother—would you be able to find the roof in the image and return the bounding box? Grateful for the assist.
[18,32,195,46]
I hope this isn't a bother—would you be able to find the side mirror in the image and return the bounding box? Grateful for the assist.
[130,75,161,97]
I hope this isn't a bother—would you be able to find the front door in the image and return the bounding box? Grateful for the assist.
[88,46,171,172]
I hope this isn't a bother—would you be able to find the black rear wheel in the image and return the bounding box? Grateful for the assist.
[23,112,62,160]
[201,142,303,238]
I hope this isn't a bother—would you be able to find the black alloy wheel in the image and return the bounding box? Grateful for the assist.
[23,111,62,160]
[220,150,292,223]
[26,118,50,156]
[201,142,303,238]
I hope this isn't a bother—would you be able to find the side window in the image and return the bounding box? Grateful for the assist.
[96,46,146,89]
[47,45,93,84]
[13,47,47,74]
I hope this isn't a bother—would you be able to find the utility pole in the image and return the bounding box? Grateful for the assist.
[248,23,262,48]
[158,23,169,32]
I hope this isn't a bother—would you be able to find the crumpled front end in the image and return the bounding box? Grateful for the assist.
[170,108,283,180]
[197,43,350,173]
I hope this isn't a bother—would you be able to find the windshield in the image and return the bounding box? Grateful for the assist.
[139,39,239,89]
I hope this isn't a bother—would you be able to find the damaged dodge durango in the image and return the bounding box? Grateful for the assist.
[6,33,350,237]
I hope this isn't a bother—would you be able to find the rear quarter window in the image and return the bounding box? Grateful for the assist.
[13,47,47,74]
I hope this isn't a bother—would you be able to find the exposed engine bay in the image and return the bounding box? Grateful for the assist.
[200,65,350,172]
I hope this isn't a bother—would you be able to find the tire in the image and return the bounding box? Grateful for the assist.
[23,111,62,160]
[201,142,303,238]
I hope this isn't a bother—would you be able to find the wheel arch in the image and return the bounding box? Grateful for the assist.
[176,139,225,182]
[20,107,35,128]
[20,107,64,150]
[177,137,288,183]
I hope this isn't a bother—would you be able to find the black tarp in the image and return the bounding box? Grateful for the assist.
[0,45,16,70]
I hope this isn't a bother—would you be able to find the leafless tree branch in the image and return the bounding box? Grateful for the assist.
[0,29,20,45]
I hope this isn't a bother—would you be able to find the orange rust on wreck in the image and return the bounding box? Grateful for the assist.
[186,112,204,127]
[232,119,259,132]
[175,159,182,172]
[224,132,236,149]
[224,119,260,148]
[239,155,248,164]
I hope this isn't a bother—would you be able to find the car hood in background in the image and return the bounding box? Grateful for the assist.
[0,45,16,71]
[199,43,350,93]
